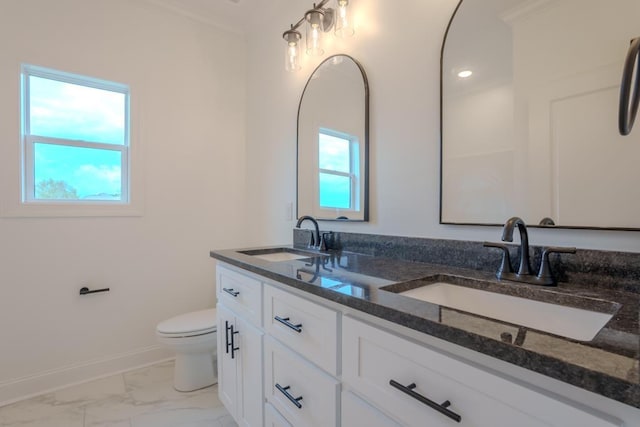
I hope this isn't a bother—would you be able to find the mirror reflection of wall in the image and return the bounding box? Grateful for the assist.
[441,0,640,230]
[298,55,369,221]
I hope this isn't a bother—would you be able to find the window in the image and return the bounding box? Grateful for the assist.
[318,129,360,211]
[21,65,129,204]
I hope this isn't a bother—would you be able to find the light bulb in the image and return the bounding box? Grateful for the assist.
[283,28,302,72]
[335,0,354,38]
[457,70,473,78]
[286,43,301,72]
[305,8,325,56]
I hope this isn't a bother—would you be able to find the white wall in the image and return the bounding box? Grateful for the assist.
[0,0,247,403]
[245,0,640,252]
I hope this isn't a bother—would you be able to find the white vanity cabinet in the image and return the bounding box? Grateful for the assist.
[214,262,629,427]
[216,266,264,427]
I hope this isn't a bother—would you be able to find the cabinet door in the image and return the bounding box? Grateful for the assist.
[236,314,264,427]
[342,391,401,427]
[217,304,238,419]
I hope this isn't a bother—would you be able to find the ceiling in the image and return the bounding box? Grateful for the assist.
[145,0,266,34]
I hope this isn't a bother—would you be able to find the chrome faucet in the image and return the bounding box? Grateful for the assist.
[501,216,532,276]
[484,216,576,286]
[296,215,321,250]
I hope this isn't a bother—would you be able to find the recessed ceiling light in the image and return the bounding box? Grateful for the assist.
[457,70,473,78]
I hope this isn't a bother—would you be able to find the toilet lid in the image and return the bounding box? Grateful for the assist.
[156,308,217,336]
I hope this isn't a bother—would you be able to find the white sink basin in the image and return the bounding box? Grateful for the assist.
[238,248,326,262]
[251,252,311,262]
[400,283,613,341]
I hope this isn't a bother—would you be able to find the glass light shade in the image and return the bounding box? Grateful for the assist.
[335,0,354,38]
[283,29,302,72]
[285,42,301,72]
[305,9,325,56]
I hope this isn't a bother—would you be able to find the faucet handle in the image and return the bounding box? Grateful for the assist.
[536,246,576,286]
[483,242,513,279]
[320,231,333,251]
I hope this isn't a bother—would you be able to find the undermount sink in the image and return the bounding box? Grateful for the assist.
[238,247,326,262]
[385,279,617,341]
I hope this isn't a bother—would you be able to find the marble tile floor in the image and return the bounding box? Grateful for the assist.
[0,361,237,427]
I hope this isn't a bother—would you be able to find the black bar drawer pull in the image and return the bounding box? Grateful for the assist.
[274,316,303,333]
[276,383,303,409]
[389,380,461,423]
[231,326,239,359]
[223,288,240,297]
[225,321,232,354]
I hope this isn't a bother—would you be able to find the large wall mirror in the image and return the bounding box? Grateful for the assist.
[441,0,640,230]
[297,55,369,221]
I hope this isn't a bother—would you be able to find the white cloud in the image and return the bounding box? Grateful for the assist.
[76,164,121,183]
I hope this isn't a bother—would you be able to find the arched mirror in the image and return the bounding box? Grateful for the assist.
[441,0,640,230]
[297,55,369,221]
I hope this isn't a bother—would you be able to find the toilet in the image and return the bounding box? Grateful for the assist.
[156,308,217,392]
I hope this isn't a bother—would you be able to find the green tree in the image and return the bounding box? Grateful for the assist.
[35,179,79,199]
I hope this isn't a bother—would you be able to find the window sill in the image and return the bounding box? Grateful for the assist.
[1,201,143,218]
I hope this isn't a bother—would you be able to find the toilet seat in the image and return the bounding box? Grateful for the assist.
[156,308,217,337]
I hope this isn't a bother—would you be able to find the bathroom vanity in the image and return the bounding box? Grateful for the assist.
[210,234,640,426]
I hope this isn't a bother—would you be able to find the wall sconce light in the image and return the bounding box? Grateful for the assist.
[283,0,355,72]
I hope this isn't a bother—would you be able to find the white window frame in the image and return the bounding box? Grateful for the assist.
[315,128,361,217]
[0,64,143,218]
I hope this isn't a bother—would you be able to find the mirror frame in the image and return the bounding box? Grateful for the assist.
[297,54,370,222]
[439,0,640,231]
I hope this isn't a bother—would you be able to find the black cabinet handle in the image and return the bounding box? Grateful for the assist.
[619,37,640,135]
[223,288,240,297]
[389,380,461,423]
[230,326,239,359]
[224,321,231,354]
[224,320,239,358]
[275,383,303,409]
[274,316,303,333]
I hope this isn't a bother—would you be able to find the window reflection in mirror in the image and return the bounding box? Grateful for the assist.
[297,55,369,221]
[318,129,361,211]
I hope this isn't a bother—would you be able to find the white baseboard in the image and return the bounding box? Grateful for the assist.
[0,345,174,407]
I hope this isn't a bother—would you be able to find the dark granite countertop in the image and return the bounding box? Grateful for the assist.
[210,246,640,409]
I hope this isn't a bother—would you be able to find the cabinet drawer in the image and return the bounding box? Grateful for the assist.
[343,317,620,427]
[265,403,293,427]
[263,284,338,375]
[217,264,262,326]
[264,337,340,427]
[342,391,401,427]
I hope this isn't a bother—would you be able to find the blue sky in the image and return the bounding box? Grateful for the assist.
[319,132,352,209]
[29,75,126,198]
